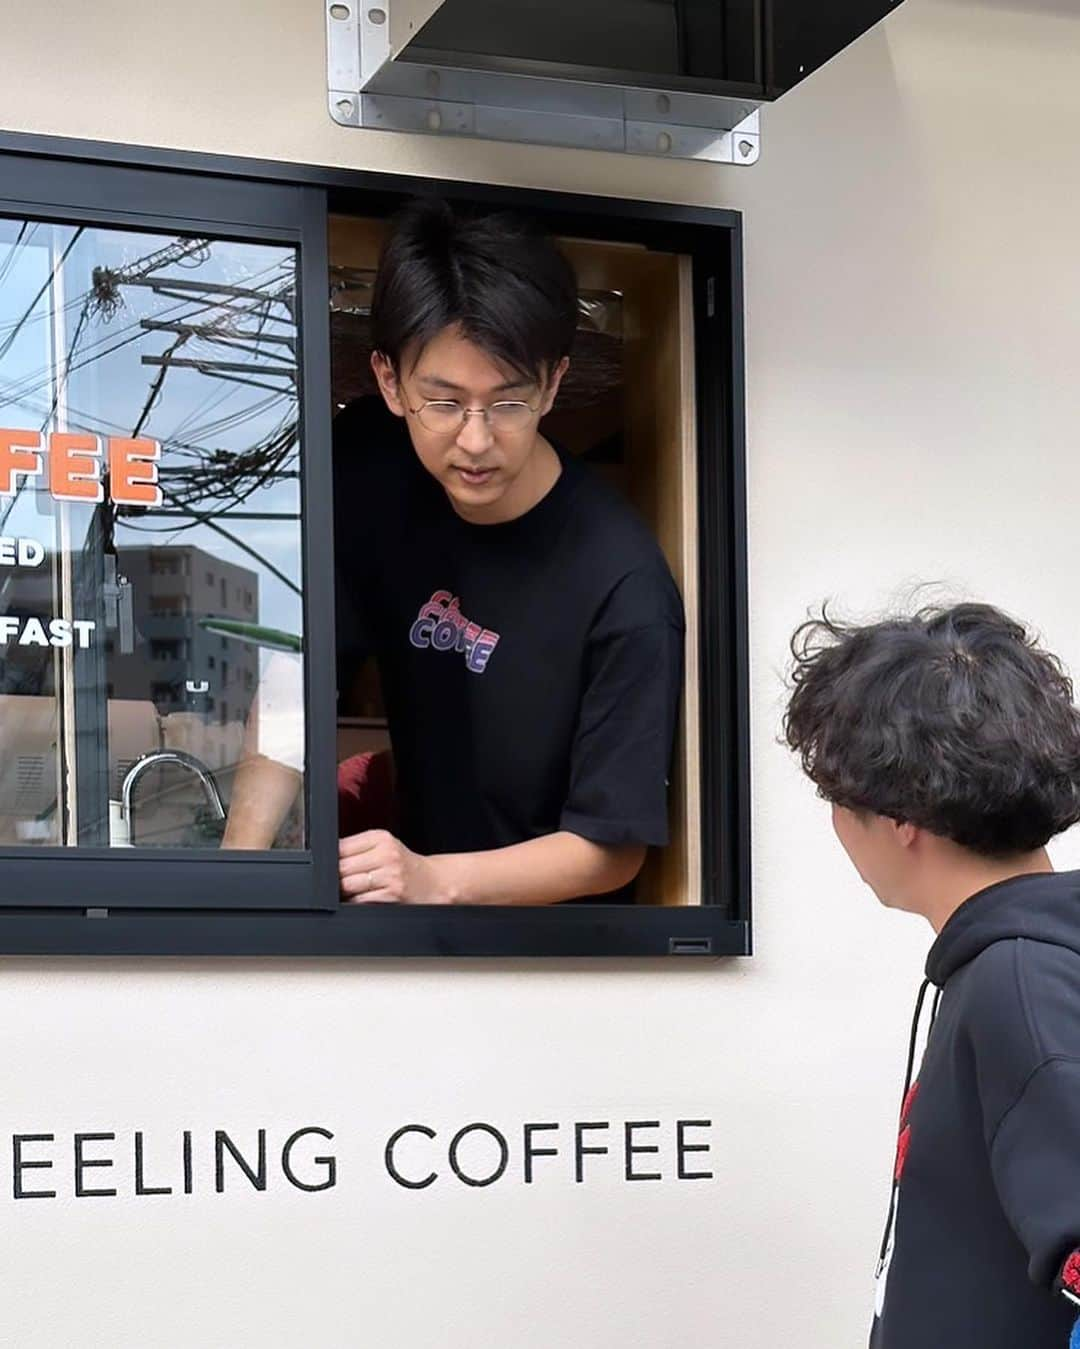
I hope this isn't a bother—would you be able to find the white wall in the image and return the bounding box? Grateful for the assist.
[1,1,1079,1344]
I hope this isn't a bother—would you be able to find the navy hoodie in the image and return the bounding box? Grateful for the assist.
[870,870,1080,1348]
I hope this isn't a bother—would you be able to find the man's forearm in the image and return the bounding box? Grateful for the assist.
[430,831,645,905]
[221,753,302,850]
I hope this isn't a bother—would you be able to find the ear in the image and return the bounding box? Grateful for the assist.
[893,819,919,851]
[539,356,570,416]
[371,351,407,418]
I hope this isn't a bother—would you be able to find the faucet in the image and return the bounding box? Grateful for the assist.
[116,748,227,846]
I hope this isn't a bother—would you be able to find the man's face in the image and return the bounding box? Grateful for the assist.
[830,803,916,912]
[372,326,568,524]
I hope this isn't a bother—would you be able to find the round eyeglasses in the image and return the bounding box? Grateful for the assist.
[407,399,541,435]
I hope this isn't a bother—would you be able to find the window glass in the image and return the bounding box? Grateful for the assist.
[0,217,304,849]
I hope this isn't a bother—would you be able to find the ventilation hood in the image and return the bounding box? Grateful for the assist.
[327,0,905,164]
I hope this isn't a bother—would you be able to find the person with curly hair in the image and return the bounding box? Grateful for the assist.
[784,601,1080,1349]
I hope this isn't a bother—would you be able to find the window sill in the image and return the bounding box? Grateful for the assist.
[0,904,750,958]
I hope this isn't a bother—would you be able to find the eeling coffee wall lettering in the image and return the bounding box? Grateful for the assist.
[3,1118,714,1200]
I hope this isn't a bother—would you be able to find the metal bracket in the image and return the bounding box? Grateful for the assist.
[326,0,761,165]
[328,0,445,90]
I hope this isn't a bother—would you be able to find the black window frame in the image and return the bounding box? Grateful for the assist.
[0,150,339,913]
[0,130,750,959]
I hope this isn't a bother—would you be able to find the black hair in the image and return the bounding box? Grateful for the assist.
[783,602,1080,857]
[370,196,578,383]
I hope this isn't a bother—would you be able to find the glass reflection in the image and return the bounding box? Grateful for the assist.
[0,218,305,850]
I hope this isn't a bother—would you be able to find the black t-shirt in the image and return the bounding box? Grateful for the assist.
[333,397,684,877]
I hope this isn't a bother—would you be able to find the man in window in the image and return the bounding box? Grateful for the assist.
[227,198,683,905]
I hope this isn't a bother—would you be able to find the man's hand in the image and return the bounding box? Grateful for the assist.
[339,829,645,906]
[339,830,453,904]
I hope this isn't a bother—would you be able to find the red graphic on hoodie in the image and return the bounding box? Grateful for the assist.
[1058,1250,1080,1301]
[876,1079,921,1318]
[894,1081,920,1183]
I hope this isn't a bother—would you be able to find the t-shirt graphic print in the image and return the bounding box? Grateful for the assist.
[409,589,501,675]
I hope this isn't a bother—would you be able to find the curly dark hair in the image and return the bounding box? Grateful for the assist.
[783,602,1080,857]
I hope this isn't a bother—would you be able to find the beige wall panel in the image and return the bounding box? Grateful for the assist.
[0,0,726,204]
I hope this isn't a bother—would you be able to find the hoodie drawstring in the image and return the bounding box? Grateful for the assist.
[876,977,941,1274]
